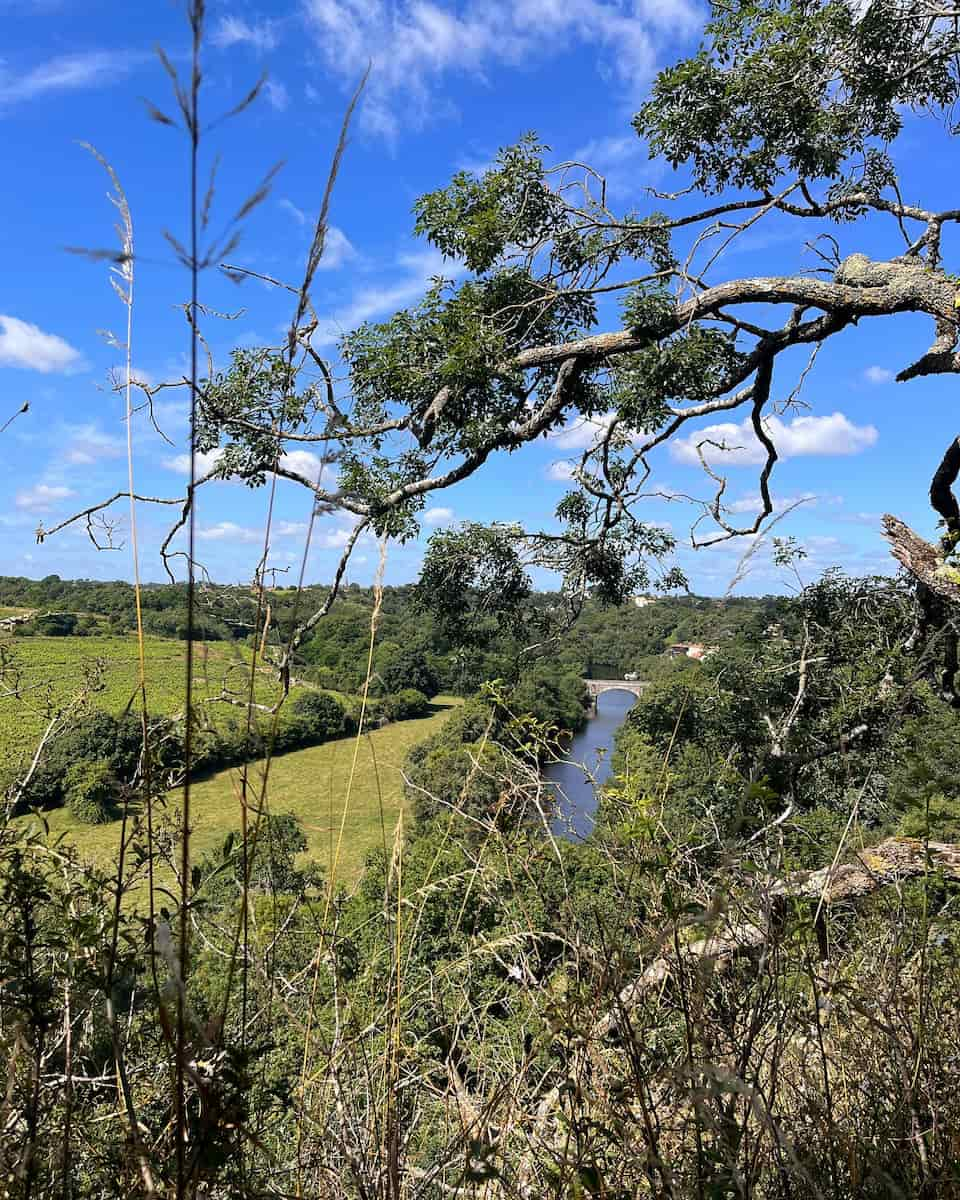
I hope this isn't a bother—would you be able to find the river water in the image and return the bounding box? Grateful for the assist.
[545,689,638,839]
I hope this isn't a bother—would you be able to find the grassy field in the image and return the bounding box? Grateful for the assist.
[31,697,460,891]
[0,635,291,769]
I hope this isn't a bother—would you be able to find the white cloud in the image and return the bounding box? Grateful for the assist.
[0,314,83,373]
[316,227,357,271]
[319,526,356,548]
[63,424,124,465]
[162,448,225,476]
[199,518,312,543]
[263,79,288,111]
[197,521,263,544]
[864,365,894,385]
[280,204,357,271]
[211,15,279,52]
[281,450,329,484]
[16,482,75,511]
[162,446,332,487]
[152,397,190,431]
[671,412,879,467]
[303,0,701,137]
[0,50,145,107]
[569,132,665,198]
[423,505,454,525]
[279,198,309,226]
[546,460,576,481]
[550,411,615,450]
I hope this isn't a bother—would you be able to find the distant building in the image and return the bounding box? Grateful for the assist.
[665,642,718,660]
[632,595,655,608]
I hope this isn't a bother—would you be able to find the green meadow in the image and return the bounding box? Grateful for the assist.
[0,634,290,768]
[31,697,460,891]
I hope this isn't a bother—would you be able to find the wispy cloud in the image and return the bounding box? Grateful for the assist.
[62,423,124,465]
[162,448,226,476]
[279,197,310,226]
[550,411,615,450]
[0,50,145,107]
[0,315,84,373]
[314,247,456,345]
[569,132,664,198]
[303,0,701,137]
[16,482,75,512]
[725,491,817,513]
[211,15,280,52]
[864,365,894,385]
[545,460,576,481]
[199,518,311,543]
[197,521,264,544]
[279,202,358,270]
[264,78,289,111]
[162,446,332,486]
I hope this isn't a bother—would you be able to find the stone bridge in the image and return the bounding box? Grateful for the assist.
[584,678,646,706]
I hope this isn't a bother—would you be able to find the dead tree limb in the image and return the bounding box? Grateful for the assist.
[598,836,960,1037]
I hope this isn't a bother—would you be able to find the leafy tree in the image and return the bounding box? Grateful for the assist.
[50,0,960,702]
[379,650,439,698]
[12,6,960,1194]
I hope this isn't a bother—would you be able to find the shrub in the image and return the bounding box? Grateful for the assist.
[64,758,117,824]
[380,688,430,721]
[32,613,79,637]
[26,711,143,809]
[251,812,308,893]
[289,691,346,741]
[404,740,508,825]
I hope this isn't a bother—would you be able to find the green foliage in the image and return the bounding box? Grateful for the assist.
[195,348,324,487]
[30,613,79,637]
[415,523,533,644]
[250,811,309,893]
[606,572,919,852]
[888,697,960,841]
[413,135,563,273]
[63,757,117,824]
[636,0,960,193]
[380,688,430,722]
[288,690,346,741]
[406,740,508,825]
[25,711,142,810]
[378,649,439,698]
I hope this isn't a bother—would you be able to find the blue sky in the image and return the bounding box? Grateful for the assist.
[1,0,957,596]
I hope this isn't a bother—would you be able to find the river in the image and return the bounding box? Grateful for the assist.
[545,688,638,839]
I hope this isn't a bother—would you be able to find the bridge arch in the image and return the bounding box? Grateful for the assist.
[583,678,646,706]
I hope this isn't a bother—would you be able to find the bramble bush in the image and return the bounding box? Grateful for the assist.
[64,757,117,824]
